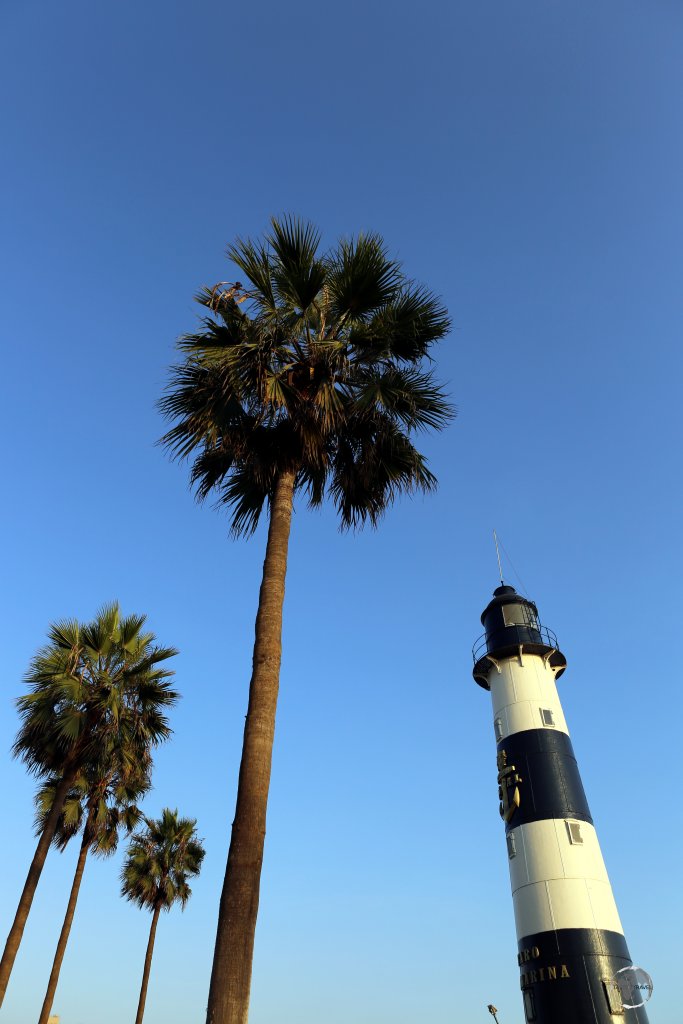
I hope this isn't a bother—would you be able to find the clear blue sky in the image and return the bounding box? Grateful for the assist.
[1,2,680,1022]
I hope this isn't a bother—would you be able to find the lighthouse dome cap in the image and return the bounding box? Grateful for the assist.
[480,583,540,625]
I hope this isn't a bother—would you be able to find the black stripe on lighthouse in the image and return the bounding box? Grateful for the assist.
[516,928,650,1023]
[496,728,592,831]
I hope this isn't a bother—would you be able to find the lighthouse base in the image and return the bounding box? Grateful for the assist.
[517,928,650,1023]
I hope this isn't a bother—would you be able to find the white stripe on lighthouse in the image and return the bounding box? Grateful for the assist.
[488,654,569,741]
[508,819,624,937]
[513,877,624,937]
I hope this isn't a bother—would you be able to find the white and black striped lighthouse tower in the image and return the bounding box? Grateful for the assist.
[472,584,650,1023]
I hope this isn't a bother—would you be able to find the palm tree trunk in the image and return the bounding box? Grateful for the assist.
[206,468,296,1024]
[37,806,94,1024]
[135,902,161,1024]
[0,765,78,1006]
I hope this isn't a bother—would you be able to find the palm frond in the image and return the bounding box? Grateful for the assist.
[217,465,272,537]
[226,237,277,313]
[330,416,437,529]
[350,366,454,431]
[326,233,402,327]
[351,284,451,363]
[267,216,326,312]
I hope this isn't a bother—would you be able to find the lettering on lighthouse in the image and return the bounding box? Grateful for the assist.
[519,964,571,988]
[518,946,571,988]
[497,749,522,822]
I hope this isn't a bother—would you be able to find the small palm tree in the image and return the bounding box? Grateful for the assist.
[160,216,452,1024]
[35,753,151,1024]
[0,602,178,1005]
[121,809,205,1024]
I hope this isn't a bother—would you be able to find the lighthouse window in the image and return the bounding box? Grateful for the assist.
[494,718,504,741]
[565,820,584,845]
[506,832,517,859]
[540,708,555,727]
[502,604,539,629]
[523,990,537,1021]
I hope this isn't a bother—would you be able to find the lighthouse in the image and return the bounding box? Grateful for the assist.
[472,584,650,1023]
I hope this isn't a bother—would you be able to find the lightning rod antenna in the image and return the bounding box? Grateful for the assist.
[493,529,504,586]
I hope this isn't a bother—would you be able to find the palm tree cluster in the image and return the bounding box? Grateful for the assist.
[1,602,204,1024]
[3,217,451,1024]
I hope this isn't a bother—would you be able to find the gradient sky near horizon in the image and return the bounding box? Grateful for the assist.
[1,2,681,1022]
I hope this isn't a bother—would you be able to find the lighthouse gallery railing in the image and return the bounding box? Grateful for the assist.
[472,625,561,665]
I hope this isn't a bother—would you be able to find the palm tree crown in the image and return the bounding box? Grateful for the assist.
[14,601,178,780]
[121,809,205,913]
[160,216,453,532]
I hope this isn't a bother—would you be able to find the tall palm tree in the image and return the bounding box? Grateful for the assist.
[121,809,205,1024]
[35,753,151,1024]
[0,602,178,1005]
[160,216,453,1024]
